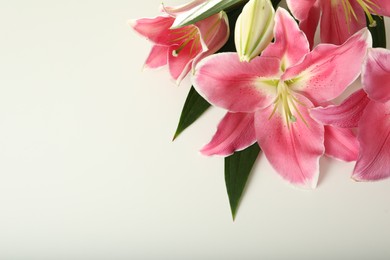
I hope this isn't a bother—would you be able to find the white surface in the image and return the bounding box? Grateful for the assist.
[0,0,389,259]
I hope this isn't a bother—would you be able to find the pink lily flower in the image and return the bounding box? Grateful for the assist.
[286,0,390,46]
[312,48,390,181]
[130,9,229,84]
[193,8,371,188]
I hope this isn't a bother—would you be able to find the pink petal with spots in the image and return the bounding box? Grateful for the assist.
[255,94,324,188]
[201,112,256,156]
[283,28,371,103]
[193,53,281,113]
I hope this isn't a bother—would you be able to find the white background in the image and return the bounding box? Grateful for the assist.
[0,0,389,259]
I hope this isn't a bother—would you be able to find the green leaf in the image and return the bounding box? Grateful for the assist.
[271,0,282,9]
[173,86,211,140]
[367,15,386,48]
[225,143,261,220]
[171,0,247,28]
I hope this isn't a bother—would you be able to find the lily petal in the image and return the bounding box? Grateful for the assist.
[324,126,358,162]
[130,16,174,45]
[286,0,317,21]
[373,1,390,17]
[144,45,169,68]
[353,101,390,181]
[283,28,372,103]
[297,2,320,49]
[193,53,281,113]
[255,94,324,188]
[262,8,310,68]
[319,0,366,45]
[168,40,200,82]
[310,89,370,128]
[193,12,230,67]
[362,48,390,103]
[161,0,208,16]
[201,112,256,156]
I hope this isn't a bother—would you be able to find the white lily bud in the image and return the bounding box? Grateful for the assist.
[234,0,275,62]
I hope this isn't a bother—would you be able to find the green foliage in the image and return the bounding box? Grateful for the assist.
[173,87,210,140]
[225,143,261,220]
[172,0,247,28]
[368,15,386,48]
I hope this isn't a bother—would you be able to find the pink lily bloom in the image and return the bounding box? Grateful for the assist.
[193,8,371,188]
[286,0,390,46]
[312,48,390,181]
[130,9,229,84]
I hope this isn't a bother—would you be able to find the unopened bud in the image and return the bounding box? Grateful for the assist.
[234,0,275,62]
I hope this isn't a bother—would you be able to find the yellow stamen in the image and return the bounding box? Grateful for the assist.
[170,27,200,57]
[269,81,308,128]
[357,0,378,27]
[339,0,380,29]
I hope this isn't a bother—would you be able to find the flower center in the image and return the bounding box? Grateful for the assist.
[269,81,307,127]
[337,0,380,28]
[170,26,200,57]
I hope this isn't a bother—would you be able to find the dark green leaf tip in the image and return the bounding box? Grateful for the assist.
[173,86,211,141]
[225,143,261,221]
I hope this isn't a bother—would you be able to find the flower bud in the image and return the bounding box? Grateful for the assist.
[234,0,275,62]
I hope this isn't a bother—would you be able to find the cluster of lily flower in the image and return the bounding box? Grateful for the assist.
[131,0,390,189]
